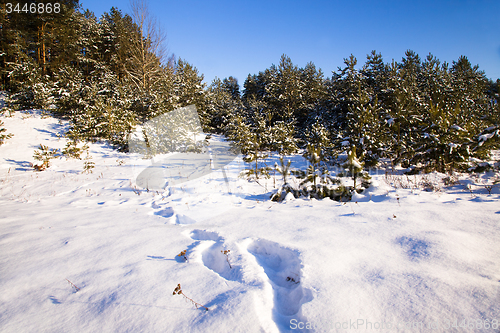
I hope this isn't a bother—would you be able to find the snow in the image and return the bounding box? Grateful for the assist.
[478,131,498,146]
[1,110,500,332]
[479,133,495,142]
[450,125,465,131]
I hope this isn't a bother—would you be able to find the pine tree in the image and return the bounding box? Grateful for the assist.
[361,51,387,99]
[172,58,207,128]
[270,121,298,156]
[243,103,272,179]
[411,103,473,173]
[474,79,500,160]
[222,76,241,100]
[341,84,386,166]
[5,57,49,110]
[304,121,333,161]
[385,50,424,167]
[342,145,371,191]
[0,119,13,146]
[206,77,243,134]
[297,62,329,139]
[0,4,25,91]
[331,54,362,131]
[270,156,299,202]
[450,56,489,119]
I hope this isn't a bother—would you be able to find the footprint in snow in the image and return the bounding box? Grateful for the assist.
[154,206,174,218]
[150,203,197,225]
[180,231,313,331]
[183,229,242,281]
[246,239,313,318]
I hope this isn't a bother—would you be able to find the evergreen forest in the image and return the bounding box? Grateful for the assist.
[1,0,499,176]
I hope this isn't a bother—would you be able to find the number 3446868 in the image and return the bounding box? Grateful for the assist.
[5,2,61,14]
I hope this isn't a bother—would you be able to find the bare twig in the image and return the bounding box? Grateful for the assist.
[173,284,208,311]
[177,250,187,262]
[65,279,80,292]
[221,250,232,269]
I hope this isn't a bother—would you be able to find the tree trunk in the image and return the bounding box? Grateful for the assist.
[37,22,47,75]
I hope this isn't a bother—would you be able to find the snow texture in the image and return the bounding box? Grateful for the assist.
[0,109,500,332]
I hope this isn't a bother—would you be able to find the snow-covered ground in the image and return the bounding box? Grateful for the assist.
[1,110,500,332]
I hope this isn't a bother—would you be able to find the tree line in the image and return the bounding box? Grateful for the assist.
[1,0,206,148]
[226,52,500,174]
[1,1,499,174]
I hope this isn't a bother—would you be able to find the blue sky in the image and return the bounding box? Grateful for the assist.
[80,0,500,86]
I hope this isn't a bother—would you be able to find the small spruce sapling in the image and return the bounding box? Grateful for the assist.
[83,151,95,174]
[295,144,340,200]
[0,120,13,146]
[343,145,371,192]
[302,144,322,188]
[275,156,292,185]
[33,144,57,171]
[173,284,209,311]
[271,157,299,202]
[62,140,84,159]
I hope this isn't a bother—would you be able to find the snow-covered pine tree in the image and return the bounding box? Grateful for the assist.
[206,77,243,134]
[246,67,277,123]
[402,55,474,173]
[330,54,363,132]
[53,65,85,117]
[226,114,252,152]
[269,120,299,201]
[473,79,500,161]
[62,64,137,150]
[264,55,302,124]
[298,62,328,124]
[342,145,371,192]
[361,51,388,102]
[242,73,267,106]
[450,56,489,122]
[6,56,55,112]
[300,143,322,188]
[270,121,298,156]
[304,121,333,162]
[271,156,299,202]
[227,97,272,179]
[242,102,272,179]
[172,59,208,129]
[339,83,386,167]
[296,143,340,199]
[385,50,424,167]
[6,59,43,110]
[222,76,241,100]
[410,103,473,173]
